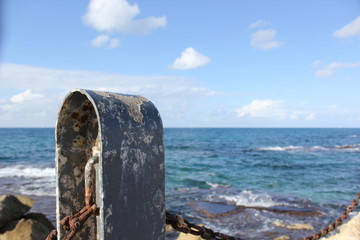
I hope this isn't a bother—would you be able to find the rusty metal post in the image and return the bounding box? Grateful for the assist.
[55,89,165,239]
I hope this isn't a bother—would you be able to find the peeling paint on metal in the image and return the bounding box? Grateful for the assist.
[93,90,150,124]
[105,204,113,234]
[144,135,154,144]
[56,91,99,239]
[56,89,164,240]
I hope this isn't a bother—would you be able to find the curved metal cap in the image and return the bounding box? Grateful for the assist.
[56,89,164,239]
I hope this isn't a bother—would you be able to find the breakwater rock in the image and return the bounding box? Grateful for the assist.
[0,194,54,240]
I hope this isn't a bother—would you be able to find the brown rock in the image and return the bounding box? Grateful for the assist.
[23,213,55,231]
[0,218,50,240]
[273,220,314,230]
[0,195,33,229]
[15,195,34,208]
[177,232,203,240]
[273,236,290,240]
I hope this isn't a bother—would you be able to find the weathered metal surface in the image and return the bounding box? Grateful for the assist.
[84,155,99,207]
[56,89,165,239]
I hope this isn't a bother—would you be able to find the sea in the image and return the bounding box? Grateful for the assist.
[0,128,359,239]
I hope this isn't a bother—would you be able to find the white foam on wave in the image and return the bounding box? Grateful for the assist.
[0,166,55,178]
[258,146,304,151]
[0,165,56,196]
[258,145,328,152]
[17,182,56,196]
[206,181,231,189]
[211,190,286,208]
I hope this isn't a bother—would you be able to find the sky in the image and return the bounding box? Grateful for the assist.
[0,0,360,128]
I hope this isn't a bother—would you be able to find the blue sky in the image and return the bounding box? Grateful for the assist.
[1,0,360,127]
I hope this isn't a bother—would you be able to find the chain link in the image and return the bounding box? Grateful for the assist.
[302,192,360,240]
[166,211,245,240]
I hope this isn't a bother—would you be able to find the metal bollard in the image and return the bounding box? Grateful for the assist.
[55,89,165,239]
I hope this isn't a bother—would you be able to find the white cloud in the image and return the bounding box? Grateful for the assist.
[236,99,313,121]
[83,0,166,34]
[108,38,120,48]
[305,113,316,120]
[249,20,272,29]
[10,89,44,103]
[250,29,281,50]
[91,34,110,47]
[315,61,360,77]
[315,68,333,77]
[312,60,322,67]
[328,105,338,109]
[236,99,285,118]
[333,16,360,38]
[91,34,120,48]
[0,63,221,127]
[170,47,211,70]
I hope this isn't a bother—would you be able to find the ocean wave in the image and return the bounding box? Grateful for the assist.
[335,144,360,151]
[205,181,231,189]
[208,190,288,208]
[0,166,56,196]
[0,166,55,178]
[17,183,56,196]
[257,144,360,152]
[258,146,306,151]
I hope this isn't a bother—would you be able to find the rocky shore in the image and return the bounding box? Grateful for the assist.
[167,200,360,240]
[172,212,360,240]
[0,195,54,240]
[1,193,359,240]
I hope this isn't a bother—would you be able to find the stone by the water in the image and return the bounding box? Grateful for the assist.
[0,195,33,229]
[0,218,50,240]
[0,194,53,240]
[273,236,290,240]
[23,213,55,231]
[177,232,202,240]
[273,220,314,230]
[191,201,239,217]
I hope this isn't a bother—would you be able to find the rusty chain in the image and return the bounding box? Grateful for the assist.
[46,190,359,240]
[302,192,360,240]
[166,210,245,240]
[166,192,360,240]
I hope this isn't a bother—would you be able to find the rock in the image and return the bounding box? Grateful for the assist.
[191,201,239,218]
[23,213,55,231]
[0,218,51,240]
[166,224,174,233]
[273,236,290,240]
[273,220,314,230]
[323,212,360,240]
[15,195,34,208]
[0,195,33,229]
[177,232,203,240]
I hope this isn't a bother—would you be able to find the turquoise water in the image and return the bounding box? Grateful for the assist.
[0,128,359,239]
[165,128,360,203]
